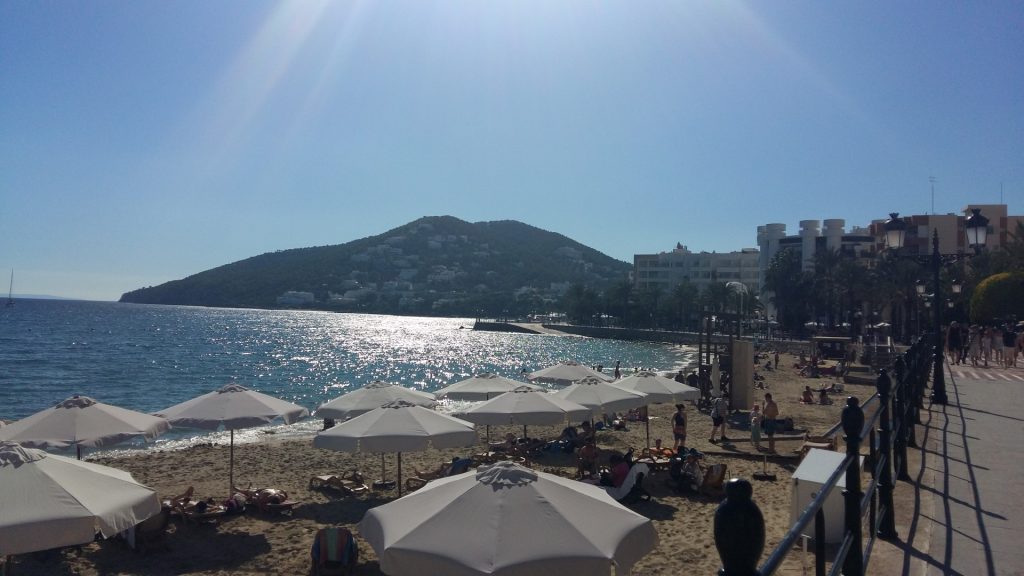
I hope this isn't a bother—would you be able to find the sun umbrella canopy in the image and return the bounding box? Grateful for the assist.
[155,383,309,430]
[358,461,658,576]
[0,441,161,556]
[527,362,612,386]
[313,400,476,453]
[317,381,437,421]
[458,386,591,427]
[0,395,170,450]
[434,373,542,401]
[610,371,700,404]
[551,377,648,414]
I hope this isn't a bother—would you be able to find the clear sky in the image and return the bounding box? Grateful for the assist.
[2,1,1021,301]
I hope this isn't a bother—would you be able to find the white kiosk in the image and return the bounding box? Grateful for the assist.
[790,448,862,543]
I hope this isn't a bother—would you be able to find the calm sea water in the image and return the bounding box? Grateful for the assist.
[0,300,692,453]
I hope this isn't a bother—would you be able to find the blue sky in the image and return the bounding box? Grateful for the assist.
[2,1,1021,301]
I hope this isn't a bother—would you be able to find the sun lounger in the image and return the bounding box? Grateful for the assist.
[634,448,672,473]
[236,487,300,514]
[310,471,369,497]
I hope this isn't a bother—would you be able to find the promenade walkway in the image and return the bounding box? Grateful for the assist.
[871,362,1024,576]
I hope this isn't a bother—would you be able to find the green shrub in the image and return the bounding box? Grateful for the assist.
[970,272,1024,324]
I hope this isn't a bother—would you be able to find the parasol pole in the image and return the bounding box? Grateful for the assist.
[397,452,403,497]
[229,429,234,497]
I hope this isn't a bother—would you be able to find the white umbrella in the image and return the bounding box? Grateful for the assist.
[527,361,612,386]
[155,383,309,495]
[358,461,657,576]
[0,395,171,459]
[609,372,700,447]
[552,377,648,417]
[458,386,591,439]
[434,374,542,401]
[313,400,476,496]
[316,381,436,421]
[0,441,161,556]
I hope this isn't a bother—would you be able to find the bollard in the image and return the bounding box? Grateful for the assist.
[876,370,898,539]
[842,397,865,576]
[714,478,765,576]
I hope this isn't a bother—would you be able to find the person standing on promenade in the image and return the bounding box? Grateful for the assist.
[763,393,779,453]
[1004,324,1019,368]
[672,404,687,451]
[614,361,621,379]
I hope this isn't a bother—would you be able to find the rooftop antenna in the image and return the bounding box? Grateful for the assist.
[929,176,936,215]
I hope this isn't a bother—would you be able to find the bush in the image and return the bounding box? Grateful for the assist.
[970,272,1024,324]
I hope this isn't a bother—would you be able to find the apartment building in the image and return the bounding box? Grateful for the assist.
[633,244,760,295]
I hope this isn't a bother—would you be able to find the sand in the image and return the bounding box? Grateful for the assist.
[8,352,875,575]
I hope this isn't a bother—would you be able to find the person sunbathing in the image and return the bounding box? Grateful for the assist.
[233,485,287,509]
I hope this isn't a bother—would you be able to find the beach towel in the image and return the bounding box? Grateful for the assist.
[312,527,358,575]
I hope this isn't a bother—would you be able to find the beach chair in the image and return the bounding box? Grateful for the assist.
[310,470,369,497]
[700,463,727,499]
[603,463,651,502]
[310,527,359,576]
[133,505,171,554]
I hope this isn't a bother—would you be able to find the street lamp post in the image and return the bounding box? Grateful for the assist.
[883,209,988,405]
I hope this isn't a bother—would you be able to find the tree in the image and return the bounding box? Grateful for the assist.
[668,280,700,330]
[969,272,1024,324]
[764,248,814,334]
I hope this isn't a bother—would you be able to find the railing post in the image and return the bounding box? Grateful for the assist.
[876,370,898,540]
[714,478,764,576]
[842,397,865,576]
[894,355,913,476]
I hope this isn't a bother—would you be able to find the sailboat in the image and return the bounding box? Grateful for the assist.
[6,270,13,307]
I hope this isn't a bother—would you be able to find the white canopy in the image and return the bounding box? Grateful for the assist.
[457,386,591,427]
[0,395,170,455]
[610,371,700,404]
[313,400,476,454]
[316,381,437,420]
[314,400,476,496]
[155,383,308,430]
[551,377,648,415]
[155,383,309,494]
[358,461,658,576]
[434,374,542,401]
[0,441,160,556]
[526,362,612,386]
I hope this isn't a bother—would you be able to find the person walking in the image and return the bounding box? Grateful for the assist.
[1004,325,1019,368]
[672,404,687,451]
[709,395,729,443]
[763,393,779,454]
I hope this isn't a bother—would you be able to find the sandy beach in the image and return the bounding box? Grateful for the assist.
[9,352,870,575]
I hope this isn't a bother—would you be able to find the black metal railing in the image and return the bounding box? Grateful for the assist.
[714,338,931,576]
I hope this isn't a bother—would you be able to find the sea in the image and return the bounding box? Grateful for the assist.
[0,299,694,456]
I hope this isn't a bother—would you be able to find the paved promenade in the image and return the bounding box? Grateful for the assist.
[872,362,1024,576]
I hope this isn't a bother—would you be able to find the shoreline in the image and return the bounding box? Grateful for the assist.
[8,351,862,575]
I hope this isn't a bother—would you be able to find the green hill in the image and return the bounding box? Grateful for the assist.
[119,216,631,316]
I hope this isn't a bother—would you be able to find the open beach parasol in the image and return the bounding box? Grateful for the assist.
[0,395,171,459]
[457,386,591,440]
[313,400,476,496]
[316,381,437,421]
[609,371,700,447]
[551,376,648,419]
[434,373,542,401]
[526,361,612,386]
[155,383,309,495]
[0,441,161,556]
[358,461,658,576]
